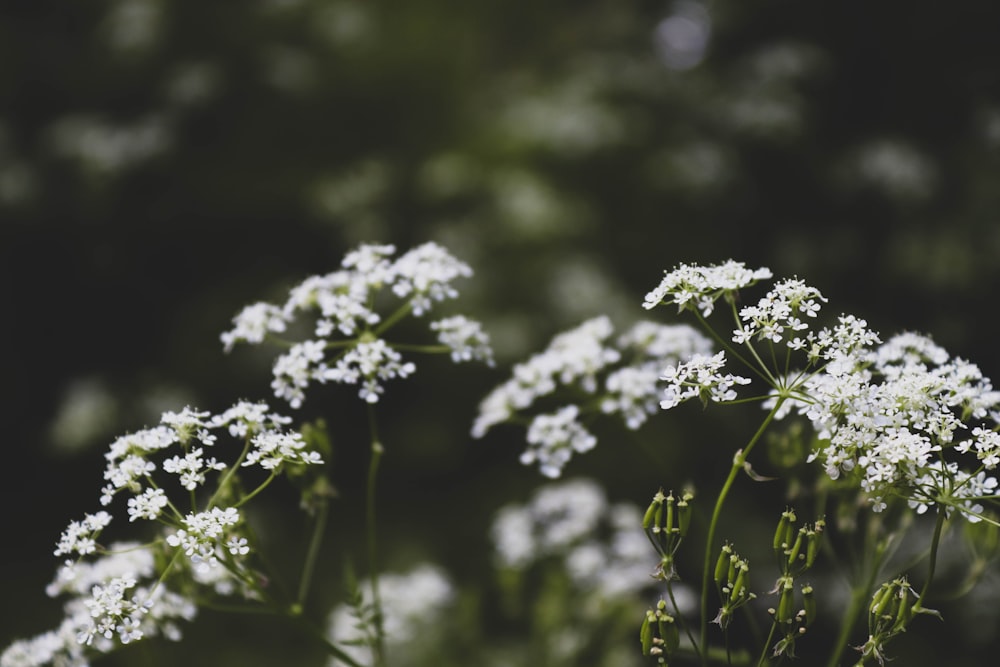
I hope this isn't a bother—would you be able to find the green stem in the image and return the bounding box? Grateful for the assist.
[700,399,784,664]
[917,509,946,603]
[756,622,778,667]
[826,585,869,667]
[366,404,387,667]
[667,580,703,663]
[297,497,330,606]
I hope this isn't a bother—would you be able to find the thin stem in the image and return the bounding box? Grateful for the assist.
[917,509,946,603]
[207,434,254,509]
[297,496,330,607]
[756,621,778,667]
[667,579,703,663]
[366,404,387,667]
[699,399,785,664]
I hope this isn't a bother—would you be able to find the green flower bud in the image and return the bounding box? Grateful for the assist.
[641,610,655,655]
[715,543,733,586]
[805,528,822,569]
[773,516,789,554]
[665,491,676,535]
[891,585,915,634]
[731,561,749,600]
[678,491,694,537]
[786,529,805,569]
[776,578,795,624]
[642,493,662,531]
[802,585,816,626]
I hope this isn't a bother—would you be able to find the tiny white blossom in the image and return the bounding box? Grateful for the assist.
[54,512,113,558]
[522,405,597,478]
[430,315,494,365]
[389,242,473,315]
[243,430,324,469]
[660,351,752,409]
[126,488,169,522]
[320,339,416,403]
[643,261,772,315]
[220,302,288,352]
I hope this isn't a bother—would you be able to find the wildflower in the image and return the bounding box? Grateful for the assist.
[643,260,773,315]
[54,512,113,558]
[430,315,494,365]
[224,241,489,408]
[660,351,752,409]
[522,405,597,478]
[220,302,288,352]
[243,430,324,469]
[475,317,712,474]
[491,479,657,598]
[166,507,243,573]
[321,338,417,403]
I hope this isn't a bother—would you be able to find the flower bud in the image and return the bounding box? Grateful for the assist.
[665,492,676,535]
[677,491,694,537]
[801,584,816,626]
[715,543,733,586]
[776,578,795,624]
[642,491,663,532]
[773,509,794,554]
[640,610,655,655]
[786,529,805,569]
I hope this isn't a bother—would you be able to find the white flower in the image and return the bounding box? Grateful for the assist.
[243,430,323,469]
[220,302,288,352]
[320,338,416,403]
[166,507,243,572]
[162,448,225,490]
[209,400,291,438]
[643,261,773,314]
[472,316,620,439]
[389,242,473,316]
[430,315,494,365]
[126,488,169,522]
[523,405,597,478]
[271,340,328,409]
[490,479,657,598]
[660,351,751,409]
[54,512,113,558]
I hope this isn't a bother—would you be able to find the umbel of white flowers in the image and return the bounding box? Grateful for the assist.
[221,242,493,408]
[2,402,323,666]
[477,260,1000,521]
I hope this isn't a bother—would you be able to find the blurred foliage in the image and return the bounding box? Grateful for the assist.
[5,0,1000,664]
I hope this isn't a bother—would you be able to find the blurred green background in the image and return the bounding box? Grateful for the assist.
[5,0,1000,664]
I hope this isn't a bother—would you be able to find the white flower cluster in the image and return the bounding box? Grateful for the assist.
[732,278,827,346]
[2,545,196,667]
[166,507,243,573]
[322,339,417,404]
[98,401,302,510]
[660,351,752,409]
[21,400,322,664]
[788,332,1000,518]
[473,316,712,477]
[430,315,494,365]
[643,260,773,315]
[325,564,455,667]
[641,260,1000,522]
[221,242,492,407]
[491,478,657,598]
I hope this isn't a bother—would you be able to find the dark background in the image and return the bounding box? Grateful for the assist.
[5,0,1000,664]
